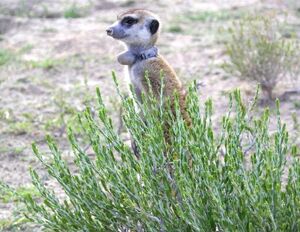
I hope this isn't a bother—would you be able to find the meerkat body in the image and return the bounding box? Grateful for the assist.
[129,54,189,120]
[107,9,190,146]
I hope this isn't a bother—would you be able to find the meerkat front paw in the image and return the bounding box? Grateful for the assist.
[117,51,136,65]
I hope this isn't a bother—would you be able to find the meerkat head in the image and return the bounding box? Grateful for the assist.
[106,9,160,48]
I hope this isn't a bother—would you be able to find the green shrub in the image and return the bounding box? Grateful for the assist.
[223,16,300,100]
[14,75,300,231]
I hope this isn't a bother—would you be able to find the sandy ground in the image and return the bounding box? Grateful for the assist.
[0,0,299,230]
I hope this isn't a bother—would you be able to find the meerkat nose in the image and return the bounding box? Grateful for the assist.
[106,28,113,36]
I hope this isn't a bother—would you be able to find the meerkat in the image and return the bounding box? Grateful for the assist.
[106,9,191,150]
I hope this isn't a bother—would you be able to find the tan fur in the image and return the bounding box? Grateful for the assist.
[140,55,191,127]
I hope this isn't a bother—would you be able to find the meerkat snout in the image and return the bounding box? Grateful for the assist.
[106,28,113,36]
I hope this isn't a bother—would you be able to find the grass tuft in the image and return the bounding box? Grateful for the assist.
[0,48,13,66]
[185,9,242,23]
[168,25,183,33]
[63,4,83,19]
[26,58,62,70]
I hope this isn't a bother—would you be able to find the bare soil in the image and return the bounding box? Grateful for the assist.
[0,0,299,230]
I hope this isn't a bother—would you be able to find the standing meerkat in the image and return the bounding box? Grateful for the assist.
[106,9,190,146]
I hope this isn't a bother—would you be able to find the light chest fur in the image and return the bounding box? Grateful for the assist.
[127,59,151,100]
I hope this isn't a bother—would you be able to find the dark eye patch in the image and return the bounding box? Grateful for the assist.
[121,16,138,26]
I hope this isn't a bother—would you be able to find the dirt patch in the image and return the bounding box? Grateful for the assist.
[0,17,14,34]
[0,0,299,230]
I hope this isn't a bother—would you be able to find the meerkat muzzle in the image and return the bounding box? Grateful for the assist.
[106,26,127,39]
[106,28,113,36]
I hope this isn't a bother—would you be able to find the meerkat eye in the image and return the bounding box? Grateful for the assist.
[122,17,138,26]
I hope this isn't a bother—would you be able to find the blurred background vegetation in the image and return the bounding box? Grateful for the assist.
[0,0,299,231]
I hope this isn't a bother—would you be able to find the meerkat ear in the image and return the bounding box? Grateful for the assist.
[149,19,159,35]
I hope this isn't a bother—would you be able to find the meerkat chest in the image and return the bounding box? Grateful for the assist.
[128,62,145,92]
